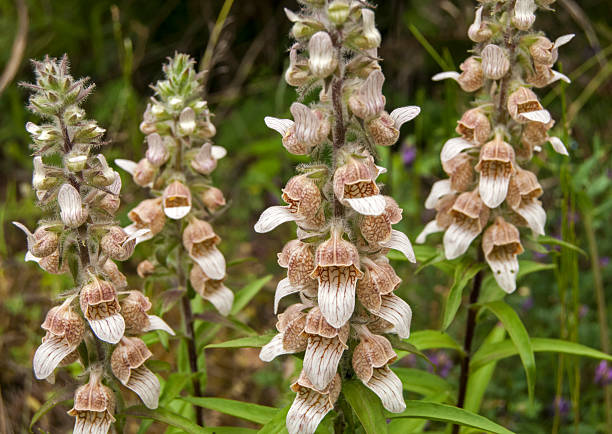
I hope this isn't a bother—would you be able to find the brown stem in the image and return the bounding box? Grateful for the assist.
[452,247,484,434]
[496,0,517,125]
[331,42,346,220]
[177,227,204,426]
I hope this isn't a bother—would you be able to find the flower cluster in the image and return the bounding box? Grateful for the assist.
[255,2,419,432]
[116,53,233,315]
[418,0,572,293]
[15,56,174,433]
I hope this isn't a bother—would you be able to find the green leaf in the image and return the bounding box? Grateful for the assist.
[343,380,388,434]
[463,325,506,416]
[205,333,274,349]
[443,261,484,330]
[387,335,433,366]
[257,405,289,434]
[481,301,536,403]
[537,235,586,256]
[471,337,612,371]
[231,275,273,315]
[30,389,72,432]
[123,406,207,434]
[182,397,276,425]
[160,372,191,404]
[389,401,514,434]
[406,329,464,354]
[393,367,452,396]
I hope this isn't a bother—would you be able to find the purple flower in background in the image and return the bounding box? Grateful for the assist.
[521,297,534,312]
[579,304,588,319]
[600,256,610,268]
[427,351,453,378]
[402,144,416,168]
[552,397,570,416]
[595,361,612,386]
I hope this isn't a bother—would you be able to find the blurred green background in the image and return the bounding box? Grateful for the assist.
[0,0,610,432]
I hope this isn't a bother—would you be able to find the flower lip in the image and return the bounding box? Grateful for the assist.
[162,180,192,220]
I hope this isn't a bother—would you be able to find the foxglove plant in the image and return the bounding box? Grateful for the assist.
[416,0,572,424]
[15,56,173,433]
[115,53,232,424]
[418,0,572,293]
[255,2,419,432]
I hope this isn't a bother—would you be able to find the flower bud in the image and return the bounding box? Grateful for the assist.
[513,0,536,31]
[137,260,156,278]
[191,143,218,175]
[58,183,88,227]
[201,187,226,211]
[178,107,196,136]
[140,104,157,134]
[32,156,58,191]
[481,44,510,80]
[133,158,156,187]
[65,151,88,172]
[353,8,381,49]
[102,258,128,289]
[162,180,192,219]
[328,1,350,25]
[145,133,169,167]
[308,32,337,78]
[468,6,492,42]
[456,108,491,145]
[285,44,310,87]
[348,70,385,120]
[101,226,136,261]
[111,337,160,409]
[80,277,124,343]
[128,197,166,235]
[68,369,116,434]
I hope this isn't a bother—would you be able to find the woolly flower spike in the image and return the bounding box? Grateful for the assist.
[255,174,323,233]
[482,217,524,293]
[121,291,175,335]
[286,372,342,434]
[311,229,363,328]
[33,297,84,380]
[111,337,160,409]
[334,154,386,216]
[79,277,125,344]
[475,137,516,208]
[352,325,405,412]
[68,369,116,434]
[443,190,490,260]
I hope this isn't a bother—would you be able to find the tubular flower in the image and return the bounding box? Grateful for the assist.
[419,1,572,293]
[15,56,171,433]
[255,4,418,433]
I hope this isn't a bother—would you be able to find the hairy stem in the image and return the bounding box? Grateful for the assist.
[452,247,484,434]
[331,45,346,220]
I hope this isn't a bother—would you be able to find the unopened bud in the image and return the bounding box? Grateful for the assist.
[513,0,536,30]
[308,32,337,78]
[145,133,169,167]
[178,107,196,136]
[481,44,510,80]
[353,8,381,49]
[328,1,350,25]
[58,183,88,227]
[65,151,88,172]
[201,187,226,211]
